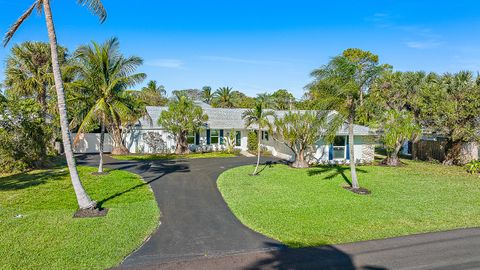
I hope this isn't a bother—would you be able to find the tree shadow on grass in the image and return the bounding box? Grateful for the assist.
[307,166,367,186]
[0,169,68,191]
[245,242,388,270]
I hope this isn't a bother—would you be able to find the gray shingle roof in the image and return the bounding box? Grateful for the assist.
[140,103,372,136]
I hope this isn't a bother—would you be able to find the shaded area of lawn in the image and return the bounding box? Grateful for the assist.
[218,160,480,248]
[112,151,237,161]
[0,166,159,269]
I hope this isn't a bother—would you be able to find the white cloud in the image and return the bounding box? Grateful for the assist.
[146,59,184,69]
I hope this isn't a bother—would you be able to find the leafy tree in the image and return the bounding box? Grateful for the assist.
[271,89,295,110]
[419,71,480,165]
[158,96,208,154]
[367,71,424,165]
[3,0,107,210]
[202,86,213,104]
[234,91,256,108]
[256,92,274,108]
[273,111,327,168]
[172,89,202,100]
[308,48,383,191]
[213,86,237,108]
[0,99,50,173]
[380,110,420,166]
[137,80,167,106]
[73,38,146,166]
[242,102,275,175]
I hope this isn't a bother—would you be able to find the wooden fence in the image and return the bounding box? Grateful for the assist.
[412,140,446,162]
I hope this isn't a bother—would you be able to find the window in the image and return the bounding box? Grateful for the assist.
[262,131,269,141]
[235,131,241,146]
[333,136,346,159]
[187,133,195,144]
[210,129,219,144]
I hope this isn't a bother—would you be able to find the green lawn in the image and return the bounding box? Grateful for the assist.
[218,160,480,247]
[0,166,159,270]
[112,151,237,161]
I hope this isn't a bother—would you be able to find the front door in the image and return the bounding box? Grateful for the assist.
[235,131,241,147]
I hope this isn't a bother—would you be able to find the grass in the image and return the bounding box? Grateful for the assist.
[0,166,160,269]
[112,151,237,161]
[218,159,480,248]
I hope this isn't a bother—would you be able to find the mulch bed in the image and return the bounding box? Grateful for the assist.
[343,186,371,195]
[73,208,109,218]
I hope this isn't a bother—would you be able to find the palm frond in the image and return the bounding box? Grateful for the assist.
[3,0,41,47]
[77,0,107,22]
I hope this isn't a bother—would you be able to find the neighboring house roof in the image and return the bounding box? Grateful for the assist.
[140,101,373,136]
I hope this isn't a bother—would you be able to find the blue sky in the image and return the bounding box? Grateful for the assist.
[1,1,480,98]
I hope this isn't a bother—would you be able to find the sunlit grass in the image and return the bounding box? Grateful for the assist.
[0,166,160,269]
[218,159,480,247]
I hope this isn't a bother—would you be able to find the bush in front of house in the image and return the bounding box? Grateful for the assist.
[247,131,258,152]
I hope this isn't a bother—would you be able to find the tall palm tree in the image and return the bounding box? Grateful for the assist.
[308,49,382,191]
[3,0,107,210]
[242,102,275,175]
[214,86,237,108]
[4,41,68,115]
[74,38,146,165]
[138,80,167,106]
[202,86,213,104]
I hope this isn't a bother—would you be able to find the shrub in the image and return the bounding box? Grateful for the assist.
[465,159,480,175]
[0,99,51,173]
[247,131,258,151]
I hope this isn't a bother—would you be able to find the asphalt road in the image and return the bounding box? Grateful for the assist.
[77,154,480,270]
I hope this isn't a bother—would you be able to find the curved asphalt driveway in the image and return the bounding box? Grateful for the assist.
[77,154,283,267]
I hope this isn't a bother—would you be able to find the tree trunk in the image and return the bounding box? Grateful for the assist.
[292,149,309,168]
[443,140,463,165]
[348,114,359,189]
[110,125,129,155]
[384,142,402,166]
[98,117,105,173]
[43,0,95,210]
[175,131,190,154]
[252,129,262,175]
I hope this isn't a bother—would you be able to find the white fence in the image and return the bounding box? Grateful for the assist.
[71,133,113,153]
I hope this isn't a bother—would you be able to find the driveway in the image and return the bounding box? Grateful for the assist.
[77,154,284,267]
[77,155,480,270]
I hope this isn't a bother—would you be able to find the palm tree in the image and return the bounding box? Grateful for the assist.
[3,0,107,210]
[4,41,68,116]
[202,86,213,104]
[74,38,146,165]
[242,102,275,175]
[214,86,237,108]
[256,92,274,108]
[138,80,167,106]
[308,49,382,191]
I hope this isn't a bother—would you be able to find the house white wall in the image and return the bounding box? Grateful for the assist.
[72,130,375,164]
[261,134,375,164]
[123,128,249,154]
[71,133,113,153]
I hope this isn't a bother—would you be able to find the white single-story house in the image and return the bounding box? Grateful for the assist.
[73,101,376,164]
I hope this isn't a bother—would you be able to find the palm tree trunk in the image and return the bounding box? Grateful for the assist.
[43,0,95,209]
[253,129,261,175]
[348,114,359,189]
[98,117,105,173]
